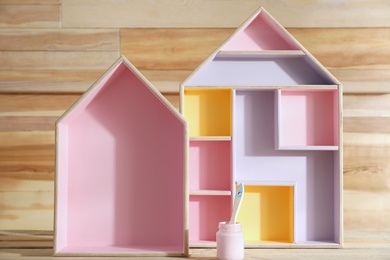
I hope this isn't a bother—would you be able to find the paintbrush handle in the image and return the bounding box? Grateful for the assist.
[229,183,244,224]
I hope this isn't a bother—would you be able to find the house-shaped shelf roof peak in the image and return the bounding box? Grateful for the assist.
[58,56,185,126]
[181,7,340,87]
[220,7,300,52]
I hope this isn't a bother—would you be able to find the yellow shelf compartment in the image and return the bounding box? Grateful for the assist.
[183,88,232,137]
[237,185,294,245]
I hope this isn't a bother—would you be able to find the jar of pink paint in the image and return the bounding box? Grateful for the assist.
[216,222,244,260]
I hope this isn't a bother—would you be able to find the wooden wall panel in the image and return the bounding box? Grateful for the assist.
[62,0,261,28]
[61,0,390,28]
[0,70,105,93]
[260,0,390,28]
[0,94,80,113]
[0,0,389,233]
[0,29,119,51]
[0,141,54,173]
[0,4,60,28]
[0,0,60,4]
[330,70,390,94]
[290,28,390,70]
[121,29,233,70]
[0,51,119,70]
[0,191,54,230]
[343,92,390,231]
[0,131,54,230]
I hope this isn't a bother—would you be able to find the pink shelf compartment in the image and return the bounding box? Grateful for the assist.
[189,140,231,191]
[276,89,339,150]
[189,195,231,247]
[55,58,187,256]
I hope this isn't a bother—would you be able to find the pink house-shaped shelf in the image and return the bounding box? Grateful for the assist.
[180,7,343,248]
[55,56,188,256]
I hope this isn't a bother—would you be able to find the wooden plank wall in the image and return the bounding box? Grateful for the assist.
[0,0,390,232]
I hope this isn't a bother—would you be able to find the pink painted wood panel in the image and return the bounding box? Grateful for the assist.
[189,140,231,191]
[221,11,299,51]
[55,61,186,255]
[279,89,338,148]
[189,195,231,244]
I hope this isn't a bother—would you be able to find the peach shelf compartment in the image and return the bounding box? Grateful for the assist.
[55,61,186,256]
[184,56,337,87]
[189,140,231,191]
[220,10,300,52]
[183,88,232,137]
[233,89,341,246]
[236,184,294,245]
[276,89,339,150]
[189,195,231,247]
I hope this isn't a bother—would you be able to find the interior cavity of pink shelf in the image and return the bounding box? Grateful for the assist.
[56,62,186,255]
[189,195,231,246]
[221,10,299,51]
[277,89,339,150]
[233,89,341,244]
[189,140,231,191]
[184,56,336,86]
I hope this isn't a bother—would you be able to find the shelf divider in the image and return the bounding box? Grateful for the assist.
[190,190,232,196]
[217,50,305,58]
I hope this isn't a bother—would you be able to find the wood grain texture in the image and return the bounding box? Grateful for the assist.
[62,0,261,28]
[0,0,60,4]
[120,28,390,70]
[0,94,80,113]
[343,93,390,231]
[0,192,54,230]
[121,29,233,70]
[0,70,105,93]
[0,51,119,70]
[0,4,60,28]
[0,70,190,93]
[0,29,119,51]
[330,70,390,94]
[0,131,54,230]
[0,131,54,172]
[289,28,390,70]
[61,0,390,28]
[260,0,390,28]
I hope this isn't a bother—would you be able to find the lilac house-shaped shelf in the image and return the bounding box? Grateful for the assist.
[55,56,188,256]
[180,7,343,248]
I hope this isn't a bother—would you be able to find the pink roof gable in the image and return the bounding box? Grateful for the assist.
[58,56,184,125]
[221,10,300,51]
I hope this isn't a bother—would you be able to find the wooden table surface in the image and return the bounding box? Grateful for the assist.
[0,230,389,259]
